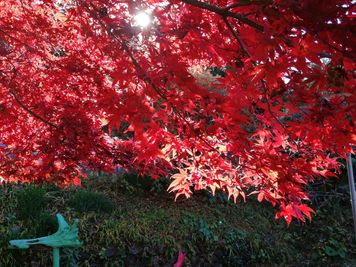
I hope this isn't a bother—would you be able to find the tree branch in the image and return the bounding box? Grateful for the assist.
[5,69,58,128]
[261,81,286,131]
[180,0,264,31]
[9,90,58,128]
[225,0,270,10]
[223,17,251,57]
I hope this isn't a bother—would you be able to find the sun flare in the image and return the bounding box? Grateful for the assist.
[134,12,151,28]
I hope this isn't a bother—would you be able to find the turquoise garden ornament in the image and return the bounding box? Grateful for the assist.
[9,213,82,267]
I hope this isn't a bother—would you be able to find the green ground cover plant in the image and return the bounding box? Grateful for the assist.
[0,173,355,266]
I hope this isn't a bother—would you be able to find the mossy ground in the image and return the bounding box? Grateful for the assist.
[0,173,355,266]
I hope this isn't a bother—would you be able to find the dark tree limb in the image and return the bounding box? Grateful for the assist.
[223,17,251,57]
[9,90,58,128]
[225,0,270,10]
[5,68,58,128]
[180,0,264,31]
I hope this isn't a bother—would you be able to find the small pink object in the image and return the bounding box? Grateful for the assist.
[173,251,185,267]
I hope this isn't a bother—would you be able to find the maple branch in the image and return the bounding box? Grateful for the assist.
[222,17,251,57]
[5,68,58,128]
[261,81,286,131]
[9,90,58,128]
[265,96,285,130]
[180,0,264,31]
[317,35,356,59]
[0,28,34,52]
[225,0,270,10]
[225,1,264,10]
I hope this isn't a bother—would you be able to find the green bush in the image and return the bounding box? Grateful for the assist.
[16,185,47,220]
[69,190,114,213]
[122,172,154,192]
[34,212,58,236]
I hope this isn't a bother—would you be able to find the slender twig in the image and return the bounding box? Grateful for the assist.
[225,0,269,10]
[5,69,58,128]
[9,90,58,128]
[180,0,264,31]
[261,81,286,131]
[0,28,35,53]
[223,17,251,57]
[317,35,356,59]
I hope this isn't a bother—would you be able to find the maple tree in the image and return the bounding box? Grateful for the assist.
[0,0,355,223]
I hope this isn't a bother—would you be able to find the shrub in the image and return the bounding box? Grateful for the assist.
[34,212,58,236]
[69,191,114,213]
[16,185,47,220]
[122,172,154,192]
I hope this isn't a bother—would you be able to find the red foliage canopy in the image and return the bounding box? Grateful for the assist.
[0,0,355,223]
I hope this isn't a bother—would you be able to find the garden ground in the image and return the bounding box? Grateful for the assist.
[0,172,355,266]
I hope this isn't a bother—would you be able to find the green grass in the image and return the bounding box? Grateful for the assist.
[0,173,355,266]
